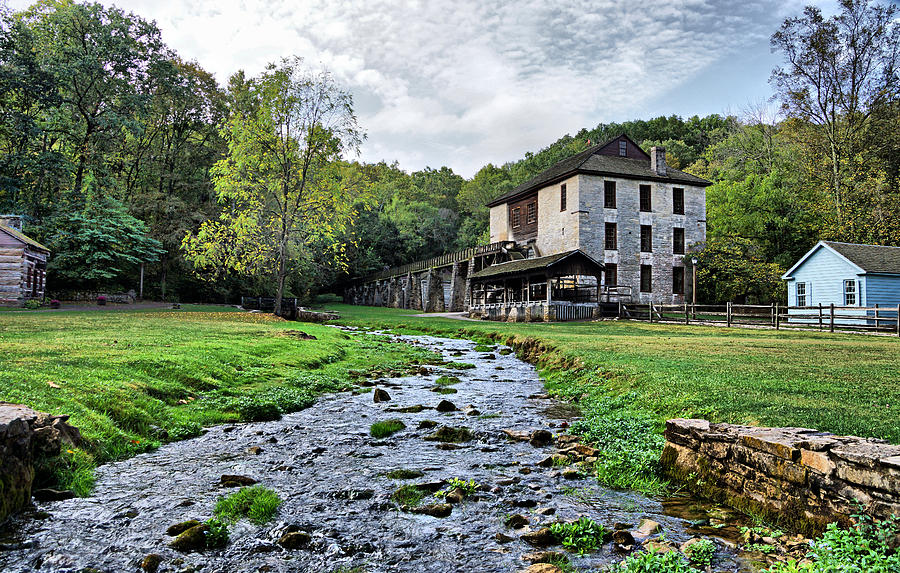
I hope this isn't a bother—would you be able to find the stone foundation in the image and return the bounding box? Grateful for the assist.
[0,403,81,522]
[662,419,900,532]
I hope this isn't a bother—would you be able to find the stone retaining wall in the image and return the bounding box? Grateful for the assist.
[661,418,900,532]
[0,403,81,522]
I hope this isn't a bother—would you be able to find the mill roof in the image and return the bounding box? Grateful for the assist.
[485,134,711,208]
[469,249,604,280]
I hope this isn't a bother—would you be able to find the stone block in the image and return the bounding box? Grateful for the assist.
[831,440,900,468]
[741,431,801,461]
[835,464,900,493]
[800,449,836,476]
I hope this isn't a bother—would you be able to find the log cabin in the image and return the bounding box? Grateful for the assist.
[0,215,49,306]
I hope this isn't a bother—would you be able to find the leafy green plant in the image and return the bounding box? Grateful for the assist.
[236,399,281,422]
[168,421,203,441]
[24,299,42,310]
[434,375,461,386]
[370,419,406,438]
[34,447,96,497]
[214,485,283,525]
[611,548,701,572]
[445,362,475,370]
[384,469,424,479]
[683,538,715,565]
[549,516,608,554]
[205,516,230,548]
[745,543,775,554]
[435,477,479,497]
[390,484,427,507]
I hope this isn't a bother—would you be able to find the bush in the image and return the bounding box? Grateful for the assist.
[314,293,342,304]
[236,399,281,422]
[549,517,608,554]
[611,549,701,572]
[205,516,230,547]
[168,421,203,441]
[683,538,716,565]
[214,485,282,525]
[24,299,42,310]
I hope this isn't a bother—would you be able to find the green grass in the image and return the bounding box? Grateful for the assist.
[370,418,406,438]
[0,307,437,493]
[434,375,461,386]
[214,485,282,525]
[390,484,427,506]
[328,304,900,495]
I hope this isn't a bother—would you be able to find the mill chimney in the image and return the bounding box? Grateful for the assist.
[0,215,22,231]
[650,146,667,176]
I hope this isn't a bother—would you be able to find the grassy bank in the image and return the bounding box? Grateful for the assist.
[0,306,436,493]
[330,304,900,494]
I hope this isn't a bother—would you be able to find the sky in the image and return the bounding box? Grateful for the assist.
[8,0,837,177]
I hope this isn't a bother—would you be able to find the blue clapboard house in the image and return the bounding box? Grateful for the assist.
[782,241,900,325]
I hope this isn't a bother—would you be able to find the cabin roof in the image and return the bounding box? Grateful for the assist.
[783,241,900,279]
[469,249,603,281]
[485,134,711,208]
[0,224,50,253]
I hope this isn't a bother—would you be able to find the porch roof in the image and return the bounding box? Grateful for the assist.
[469,249,604,281]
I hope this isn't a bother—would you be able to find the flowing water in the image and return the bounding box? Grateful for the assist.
[0,331,753,572]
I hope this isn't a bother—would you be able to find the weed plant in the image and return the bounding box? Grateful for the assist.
[549,516,608,554]
[611,548,701,572]
[391,485,427,506]
[214,485,283,525]
[370,419,406,438]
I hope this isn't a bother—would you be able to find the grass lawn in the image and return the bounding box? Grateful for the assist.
[0,305,436,493]
[330,304,900,494]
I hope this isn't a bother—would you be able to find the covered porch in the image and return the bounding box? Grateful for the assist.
[467,250,605,322]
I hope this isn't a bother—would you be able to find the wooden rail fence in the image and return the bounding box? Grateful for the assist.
[620,302,900,335]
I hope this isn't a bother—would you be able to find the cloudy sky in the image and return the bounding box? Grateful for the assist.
[10,0,835,176]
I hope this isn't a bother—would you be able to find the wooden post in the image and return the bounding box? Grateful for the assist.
[829,303,835,333]
[897,304,900,337]
[649,302,654,323]
[874,304,879,330]
[139,262,144,301]
[818,303,823,331]
[775,302,780,330]
[727,301,732,327]
[618,300,623,318]
[685,302,689,324]
[771,303,775,327]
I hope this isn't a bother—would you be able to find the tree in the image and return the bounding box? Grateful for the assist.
[770,0,900,223]
[689,237,786,304]
[183,57,364,314]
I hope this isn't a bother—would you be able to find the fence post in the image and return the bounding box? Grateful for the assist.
[771,303,775,327]
[818,303,823,331]
[649,303,654,323]
[896,304,899,337]
[685,302,689,325]
[727,301,732,327]
[829,303,835,333]
[618,300,623,318]
[775,303,780,330]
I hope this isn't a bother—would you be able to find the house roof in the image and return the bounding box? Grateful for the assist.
[782,241,900,279]
[485,134,712,208]
[469,249,603,281]
[0,224,50,253]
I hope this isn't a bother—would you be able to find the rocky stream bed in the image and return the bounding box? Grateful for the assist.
[0,331,758,572]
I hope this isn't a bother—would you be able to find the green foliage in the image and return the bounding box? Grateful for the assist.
[689,236,786,304]
[390,484,427,507]
[445,362,475,370]
[236,399,281,422]
[549,517,608,554]
[383,469,424,480]
[683,539,715,565]
[611,549,701,573]
[435,477,479,497]
[168,421,203,441]
[214,485,282,525]
[765,514,900,573]
[370,419,406,438]
[34,447,95,497]
[24,299,42,310]
[434,375,461,386]
[204,516,230,548]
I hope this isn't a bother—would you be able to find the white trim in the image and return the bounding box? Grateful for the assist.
[781,241,866,279]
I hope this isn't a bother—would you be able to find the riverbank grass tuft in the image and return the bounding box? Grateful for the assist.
[214,485,282,525]
[370,419,406,438]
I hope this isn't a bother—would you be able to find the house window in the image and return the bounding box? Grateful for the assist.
[843,279,857,306]
[605,222,617,250]
[673,187,684,215]
[619,140,627,156]
[511,207,521,228]
[796,282,807,306]
[605,263,617,286]
[640,225,652,252]
[640,185,651,212]
[673,267,685,294]
[560,184,567,211]
[604,181,616,208]
[640,265,652,292]
[526,201,537,224]
[673,227,685,254]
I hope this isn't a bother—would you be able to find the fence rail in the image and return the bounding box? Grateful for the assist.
[620,301,900,335]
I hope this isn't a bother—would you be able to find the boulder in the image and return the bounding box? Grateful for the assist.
[409,503,452,518]
[519,565,563,573]
[166,519,202,536]
[373,388,391,403]
[436,400,457,413]
[278,531,311,549]
[529,430,553,447]
[140,554,163,573]
[521,527,555,547]
[169,523,210,552]
[505,514,529,529]
[219,474,257,487]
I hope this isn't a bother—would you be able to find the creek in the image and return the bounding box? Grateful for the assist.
[0,331,754,572]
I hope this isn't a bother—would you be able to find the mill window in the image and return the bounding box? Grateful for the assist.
[673,227,685,254]
[619,140,627,156]
[605,222,617,250]
[605,263,617,287]
[511,207,520,228]
[526,201,537,224]
[673,187,684,215]
[640,265,652,293]
[673,267,685,294]
[604,181,616,208]
[560,184,567,211]
[640,185,651,212]
[640,225,652,252]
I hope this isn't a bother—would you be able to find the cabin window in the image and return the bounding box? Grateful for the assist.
[673,187,684,215]
[526,201,537,225]
[619,140,627,156]
[605,263,617,286]
[511,207,521,228]
[640,185,651,212]
[673,267,685,294]
[673,227,685,254]
[605,222,617,250]
[604,181,616,208]
[796,282,807,306]
[843,279,857,306]
[640,264,652,292]
[640,225,652,252]
[560,184,567,211]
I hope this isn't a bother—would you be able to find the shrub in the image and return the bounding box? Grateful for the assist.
[384,469,424,480]
[549,516,608,554]
[683,538,715,565]
[34,447,96,497]
[168,421,203,441]
[236,399,281,422]
[214,485,282,525]
[611,549,701,572]
[205,516,230,548]
[24,299,42,310]
[370,419,406,438]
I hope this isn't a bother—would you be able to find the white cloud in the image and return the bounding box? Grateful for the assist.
[6,0,814,176]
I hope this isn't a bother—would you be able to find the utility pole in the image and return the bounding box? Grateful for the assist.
[139,262,144,301]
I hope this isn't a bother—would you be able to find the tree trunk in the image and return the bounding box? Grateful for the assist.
[273,240,287,317]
